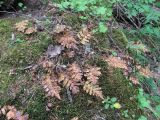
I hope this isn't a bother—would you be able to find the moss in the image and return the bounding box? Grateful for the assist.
[0,18,52,106]
[87,58,140,119]
[0,16,142,120]
[112,29,128,48]
[1,32,51,66]
[93,32,110,51]
[24,89,49,120]
[63,13,84,30]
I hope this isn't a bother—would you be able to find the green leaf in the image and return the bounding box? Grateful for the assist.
[138,116,147,120]
[96,7,106,15]
[110,97,117,103]
[104,104,109,109]
[155,105,160,114]
[98,22,108,33]
[18,2,23,7]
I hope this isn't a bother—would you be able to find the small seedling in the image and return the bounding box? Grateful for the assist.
[122,110,129,118]
[102,96,121,109]
[18,2,27,11]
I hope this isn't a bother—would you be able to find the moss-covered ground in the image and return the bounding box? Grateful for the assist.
[0,15,143,120]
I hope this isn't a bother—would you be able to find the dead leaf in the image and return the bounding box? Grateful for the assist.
[129,76,139,85]
[42,75,61,99]
[25,27,37,34]
[104,56,128,69]
[84,65,101,84]
[15,20,29,32]
[139,67,153,78]
[1,105,29,120]
[59,63,82,94]
[77,27,92,44]
[83,81,104,99]
[57,31,78,49]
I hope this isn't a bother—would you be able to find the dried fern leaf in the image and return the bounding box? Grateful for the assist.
[68,63,83,81]
[104,56,127,69]
[58,63,82,94]
[77,27,92,44]
[57,31,78,49]
[84,65,101,84]
[129,76,139,85]
[42,75,61,99]
[15,20,29,32]
[83,81,104,99]
[25,27,37,34]
[0,105,29,120]
[138,67,153,78]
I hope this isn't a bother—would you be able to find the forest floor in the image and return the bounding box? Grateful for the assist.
[0,2,160,120]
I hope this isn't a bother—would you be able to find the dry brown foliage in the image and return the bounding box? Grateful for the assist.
[59,63,82,94]
[129,76,139,85]
[83,81,104,99]
[57,31,78,49]
[104,56,128,69]
[0,105,28,120]
[77,27,92,44]
[139,67,153,78]
[84,65,101,84]
[15,20,37,34]
[64,51,75,58]
[15,20,29,32]
[25,27,37,35]
[42,75,61,99]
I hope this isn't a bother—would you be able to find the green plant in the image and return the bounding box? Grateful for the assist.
[57,0,119,33]
[122,110,129,118]
[119,0,160,37]
[102,96,121,109]
[137,88,160,118]
[18,2,27,11]
[138,115,147,120]
[0,1,4,7]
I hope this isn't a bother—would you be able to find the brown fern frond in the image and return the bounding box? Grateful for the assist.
[68,63,83,82]
[84,65,101,84]
[104,56,128,69]
[129,76,139,85]
[57,31,78,49]
[77,27,92,44]
[83,81,104,99]
[0,105,29,120]
[15,20,29,32]
[138,67,153,78]
[42,75,61,100]
[58,63,82,94]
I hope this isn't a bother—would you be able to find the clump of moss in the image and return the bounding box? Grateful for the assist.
[87,58,140,119]
[63,13,84,29]
[112,29,128,48]
[0,18,52,106]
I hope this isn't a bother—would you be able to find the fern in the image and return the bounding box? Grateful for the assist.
[83,81,104,99]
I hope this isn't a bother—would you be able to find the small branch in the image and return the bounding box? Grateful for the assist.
[66,88,73,103]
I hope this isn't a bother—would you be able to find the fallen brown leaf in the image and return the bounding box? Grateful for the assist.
[15,20,29,32]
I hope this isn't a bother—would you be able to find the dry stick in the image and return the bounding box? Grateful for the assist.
[66,87,73,103]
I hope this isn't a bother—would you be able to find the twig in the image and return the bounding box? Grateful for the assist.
[66,88,73,103]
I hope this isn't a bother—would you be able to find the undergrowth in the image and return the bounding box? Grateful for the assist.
[0,0,160,120]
